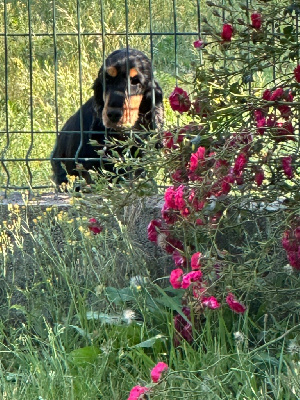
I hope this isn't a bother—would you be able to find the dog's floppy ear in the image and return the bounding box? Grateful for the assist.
[93,66,104,112]
[139,80,164,131]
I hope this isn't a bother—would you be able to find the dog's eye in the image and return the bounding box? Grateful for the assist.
[130,75,140,86]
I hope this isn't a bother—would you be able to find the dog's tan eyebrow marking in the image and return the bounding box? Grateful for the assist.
[129,68,138,77]
[106,66,117,77]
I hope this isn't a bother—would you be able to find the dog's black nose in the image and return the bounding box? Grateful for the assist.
[107,109,122,123]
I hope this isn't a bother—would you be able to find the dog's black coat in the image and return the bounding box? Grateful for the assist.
[51,48,164,186]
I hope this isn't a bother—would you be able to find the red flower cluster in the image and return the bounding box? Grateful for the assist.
[294,65,300,83]
[221,24,233,42]
[226,293,247,314]
[194,39,204,49]
[251,13,262,30]
[88,218,103,235]
[282,220,300,270]
[169,87,191,113]
[254,87,295,141]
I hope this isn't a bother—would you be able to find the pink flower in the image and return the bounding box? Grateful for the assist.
[88,218,103,235]
[251,13,262,30]
[226,293,246,314]
[255,168,264,186]
[151,362,169,383]
[194,39,204,48]
[127,385,149,400]
[170,268,184,288]
[201,296,221,309]
[191,252,202,270]
[169,87,191,113]
[196,218,205,226]
[221,24,233,42]
[147,219,162,243]
[282,156,293,179]
[294,65,300,83]
[189,146,206,172]
[172,250,187,267]
[164,186,176,209]
[233,153,248,175]
[182,270,202,289]
[174,185,186,211]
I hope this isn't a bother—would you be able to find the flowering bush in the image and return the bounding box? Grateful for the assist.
[147,0,299,345]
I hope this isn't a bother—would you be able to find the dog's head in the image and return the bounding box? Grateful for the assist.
[93,48,163,131]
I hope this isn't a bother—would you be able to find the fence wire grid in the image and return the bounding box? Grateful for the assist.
[0,0,299,194]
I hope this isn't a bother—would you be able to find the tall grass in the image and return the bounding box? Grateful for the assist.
[0,202,299,399]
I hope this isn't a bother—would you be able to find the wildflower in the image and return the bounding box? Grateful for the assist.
[123,309,136,324]
[221,24,233,42]
[196,218,205,226]
[201,296,221,309]
[182,270,202,289]
[194,39,204,49]
[88,218,103,235]
[287,340,300,355]
[151,362,169,383]
[251,13,262,30]
[169,87,191,113]
[191,252,203,270]
[282,155,293,179]
[226,293,246,314]
[147,219,162,243]
[233,331,245,343]
[127,385,149,400]
[170,268,184,289]
[294,65,300,83]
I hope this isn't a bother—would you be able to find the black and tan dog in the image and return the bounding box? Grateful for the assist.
[51,48,164,186]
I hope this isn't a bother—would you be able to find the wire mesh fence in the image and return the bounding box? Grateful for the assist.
[0,0,201,193]
[0,0,299,194]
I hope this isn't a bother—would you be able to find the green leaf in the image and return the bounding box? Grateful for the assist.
[132,334,166,348]
[68,346,101,366]
[105,286,135,304]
